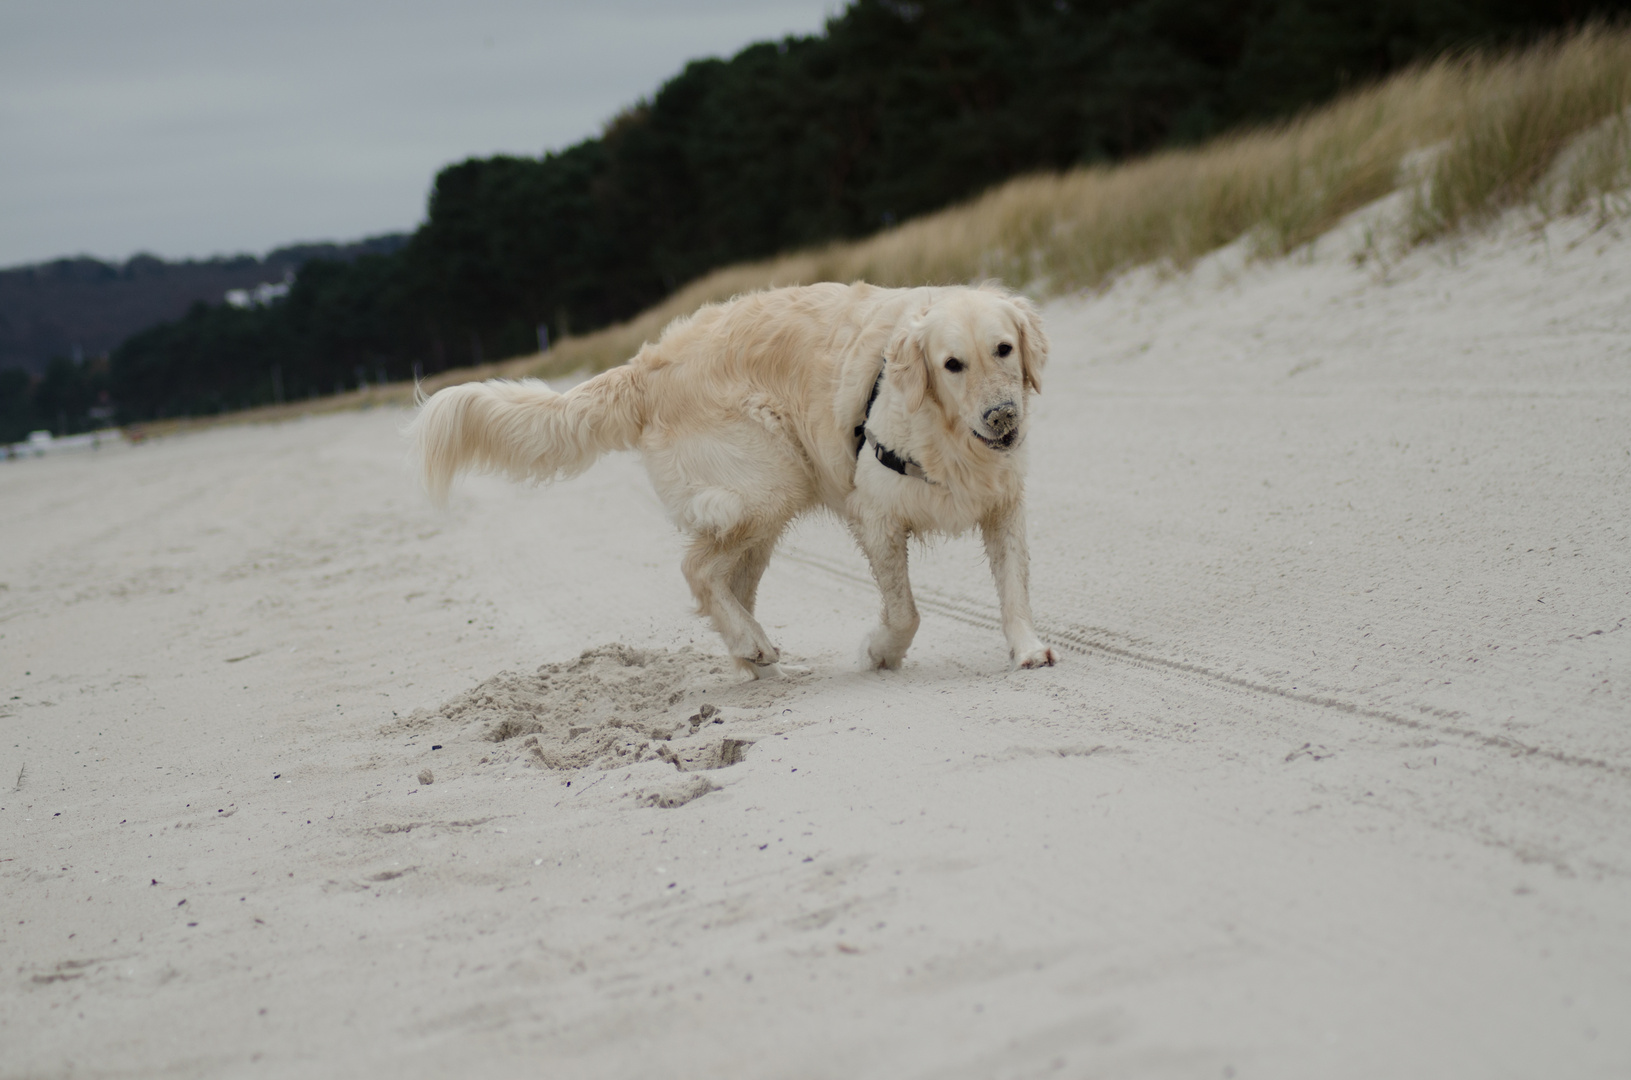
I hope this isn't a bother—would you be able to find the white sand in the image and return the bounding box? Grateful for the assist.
[4,206,1630,1078]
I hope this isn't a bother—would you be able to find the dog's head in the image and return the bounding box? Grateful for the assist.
[885,286,1048,452]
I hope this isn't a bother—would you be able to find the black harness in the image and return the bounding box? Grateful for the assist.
[853,369,932,483]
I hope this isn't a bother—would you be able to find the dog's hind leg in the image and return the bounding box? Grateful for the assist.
[726,534,810,678]
[851,518,919,670]
[682,533,786,679]
[728,535,778,616]
[645,421,809,677]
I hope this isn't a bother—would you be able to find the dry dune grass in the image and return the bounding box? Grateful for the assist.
[497,25,1631,383]
[1412,25,1631,237]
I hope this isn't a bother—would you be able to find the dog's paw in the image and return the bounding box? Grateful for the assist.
[1012,645,1058,669]
[733,652,792,680]
[733,644,780,668]
[864,628,908,670]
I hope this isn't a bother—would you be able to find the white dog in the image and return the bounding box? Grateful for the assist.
[410,282,1057,676]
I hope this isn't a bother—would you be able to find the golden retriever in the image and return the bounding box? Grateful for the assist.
[409,281,1057,676]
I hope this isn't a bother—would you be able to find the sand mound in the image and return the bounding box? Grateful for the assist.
[396,643,750,772]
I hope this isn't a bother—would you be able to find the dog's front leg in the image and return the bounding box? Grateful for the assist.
[853,519,919,670]
[981,503,1057,669]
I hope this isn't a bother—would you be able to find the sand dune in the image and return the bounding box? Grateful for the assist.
[4,204,1630,1078]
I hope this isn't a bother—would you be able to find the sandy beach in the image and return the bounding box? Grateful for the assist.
[4,204,1629,1078]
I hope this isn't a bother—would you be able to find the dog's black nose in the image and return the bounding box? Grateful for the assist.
[983,401,1019,434]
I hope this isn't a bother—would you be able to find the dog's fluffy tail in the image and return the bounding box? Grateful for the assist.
[409,367,645,506]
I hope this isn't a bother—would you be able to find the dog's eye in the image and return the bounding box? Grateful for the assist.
[944,357,964,373]
[996,342,1013,358]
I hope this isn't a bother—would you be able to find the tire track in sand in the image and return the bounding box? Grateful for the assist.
[779,547,1631,782]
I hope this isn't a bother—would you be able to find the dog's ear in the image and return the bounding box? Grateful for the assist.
[885,309,933,412]
[1007,294,1049,394]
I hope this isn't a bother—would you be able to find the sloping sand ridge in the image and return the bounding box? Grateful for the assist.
[3,203,1630,1077]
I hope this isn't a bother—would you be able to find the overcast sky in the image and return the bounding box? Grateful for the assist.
[1,0,839,268]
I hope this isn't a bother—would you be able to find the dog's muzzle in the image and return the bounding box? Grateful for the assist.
[974,401,1021,450]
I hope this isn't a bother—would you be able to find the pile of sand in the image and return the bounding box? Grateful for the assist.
[392,643,755,777]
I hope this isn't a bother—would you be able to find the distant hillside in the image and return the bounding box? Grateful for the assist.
[0,234,408,375]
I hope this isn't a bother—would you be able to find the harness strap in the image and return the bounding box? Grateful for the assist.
[853,370,882,456]
[869,438,932,482]
[853,369,933,483]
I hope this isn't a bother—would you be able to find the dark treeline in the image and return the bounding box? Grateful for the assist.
[0,356,111,446]
[7,0,1626,438]
[0,236,406,442]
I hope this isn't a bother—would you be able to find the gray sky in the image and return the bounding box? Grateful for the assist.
[1,0,839,268]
